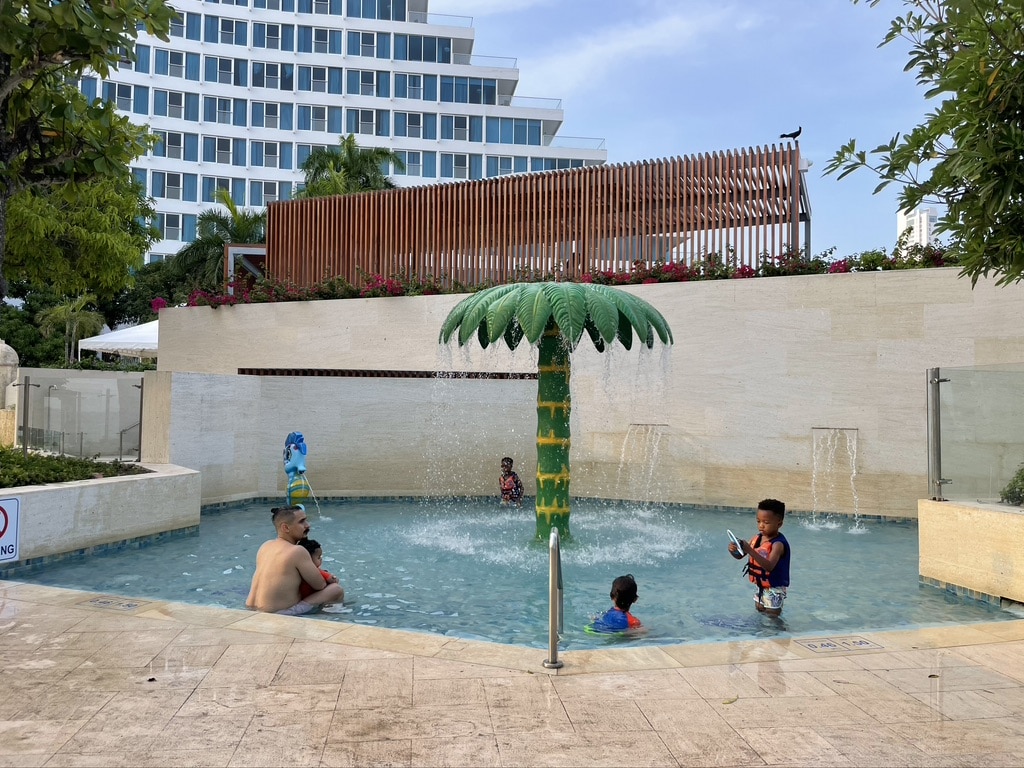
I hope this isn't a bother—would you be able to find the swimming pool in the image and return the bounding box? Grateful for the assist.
[16,498,1016,649]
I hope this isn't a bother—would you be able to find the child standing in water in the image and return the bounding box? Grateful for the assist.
[585,574,643,634]
[499,456,524,506]
[728,498,790,616]
[297,538,339,599]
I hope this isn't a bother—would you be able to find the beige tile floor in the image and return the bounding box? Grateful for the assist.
[3,581,1024,767]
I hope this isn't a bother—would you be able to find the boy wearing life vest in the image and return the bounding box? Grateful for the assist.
[728,499,790,616]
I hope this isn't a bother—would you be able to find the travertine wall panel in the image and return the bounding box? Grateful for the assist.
[919,499,1024,602]
[152,269,1024,516]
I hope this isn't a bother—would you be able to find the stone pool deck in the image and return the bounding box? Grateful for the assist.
[3,582,1024,767]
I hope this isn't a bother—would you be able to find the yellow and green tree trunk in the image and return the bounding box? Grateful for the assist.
[535,320,571,540]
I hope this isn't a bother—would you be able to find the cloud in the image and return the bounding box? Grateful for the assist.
[429,0,549,17]
[514,7,762,99]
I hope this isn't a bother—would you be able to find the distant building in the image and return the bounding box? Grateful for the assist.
[86,0,607,264]
[897,207,939,247]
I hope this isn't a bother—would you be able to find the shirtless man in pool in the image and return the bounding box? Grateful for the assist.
[246,505,344,615]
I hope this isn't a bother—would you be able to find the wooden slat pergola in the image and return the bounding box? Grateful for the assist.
[265,143,810,288]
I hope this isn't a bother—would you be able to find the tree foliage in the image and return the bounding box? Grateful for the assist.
[36,293,106,366]
[0,0,173,300]
[167,190,266,294]
[825,0,1024,286]
[6,178,157,302]
[295,134,405,198]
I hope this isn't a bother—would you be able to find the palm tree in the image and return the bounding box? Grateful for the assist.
[440,282,673,540]
[168,190,266,293]
[36,293,106,365]
[295,134,405,199]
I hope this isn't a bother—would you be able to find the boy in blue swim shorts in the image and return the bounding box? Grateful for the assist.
[728,498,790,616]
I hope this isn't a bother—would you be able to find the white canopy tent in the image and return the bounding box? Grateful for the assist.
[78,320,159,359]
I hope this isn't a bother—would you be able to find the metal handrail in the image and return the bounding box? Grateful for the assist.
[118,422,140,463]
[542,527,564,669]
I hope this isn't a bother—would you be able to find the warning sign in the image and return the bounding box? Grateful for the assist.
[0,497,21,563]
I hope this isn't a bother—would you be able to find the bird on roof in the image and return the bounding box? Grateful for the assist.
[780,126,802,140]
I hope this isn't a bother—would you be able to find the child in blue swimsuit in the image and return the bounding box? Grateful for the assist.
[586,574,642,633]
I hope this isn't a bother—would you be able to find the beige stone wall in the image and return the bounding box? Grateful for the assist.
[4,465,201,563]
[152,269,1024,516]
[0,408,15,447]
[919,499,1024,603]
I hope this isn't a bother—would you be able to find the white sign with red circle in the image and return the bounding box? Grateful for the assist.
[0,498,21,563]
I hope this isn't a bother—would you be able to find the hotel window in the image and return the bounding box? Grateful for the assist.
[310,106,327,131]
[393,34,452,64]
[255,0,282,8]
[406,74,421,100]
[359,70,374,96]
[254,102,280,128]
[169,12,201,39]
[395,150,421,177]
[252,62,293,90]
[355,109,373,135]
[313,28,329,53]
[206,97,232,124]
[207,137,232,164]
[220,19,237,44]
[441,153,468,179]
[311,66,327,92]
[116,47,134,71]
[313,0,330,14]
[347,30,388,58]
[218,58,234,85]
[360,32,375,56]
[156,131,183,159]
[297,143,328,165]
[265,23,281,49]
[160,213,181,241]
[395,112,421,138]
[202,176,230,203]
[250,180,282,206]
[164,172,183,199]
[254,141,280,168]
[167,51,184,78]
[112,83,132,111]
[166,91,183,118]
[442,115,468,141]
[486,156,515,177]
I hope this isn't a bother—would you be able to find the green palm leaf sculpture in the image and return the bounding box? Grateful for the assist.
[440,282,673,539]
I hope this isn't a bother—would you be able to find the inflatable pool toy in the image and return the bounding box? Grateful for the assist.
[284,431,311,505]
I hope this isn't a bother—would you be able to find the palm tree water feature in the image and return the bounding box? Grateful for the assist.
[439,282,673,540]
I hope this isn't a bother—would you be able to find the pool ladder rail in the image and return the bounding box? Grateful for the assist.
[543,527,564,669]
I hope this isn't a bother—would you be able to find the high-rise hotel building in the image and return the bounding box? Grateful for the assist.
[87,0,607,262]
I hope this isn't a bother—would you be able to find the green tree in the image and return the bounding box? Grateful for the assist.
[0,0,173,301]
[296,134,405,198]
[6,178,157,304]
[36,294,106,366]
[440,282,673,540]
[825,0,1024,285]
[0,304,63,367]
[168,190,266,293]
[102,260,186,328]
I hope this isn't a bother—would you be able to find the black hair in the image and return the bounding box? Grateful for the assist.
[610,574,638,610]
[501,457,514,467]
[270,505,303,526]
[757,498,786,521]
[297,538,322,556]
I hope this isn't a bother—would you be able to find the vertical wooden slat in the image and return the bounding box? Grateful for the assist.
[265,144,804,289]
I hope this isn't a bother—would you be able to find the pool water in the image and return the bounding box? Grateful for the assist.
[18,498,1016,649]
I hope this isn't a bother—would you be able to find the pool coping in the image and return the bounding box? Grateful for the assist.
[4,580,1023,677]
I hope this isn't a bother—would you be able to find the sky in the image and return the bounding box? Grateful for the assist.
[430,0,933,259]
